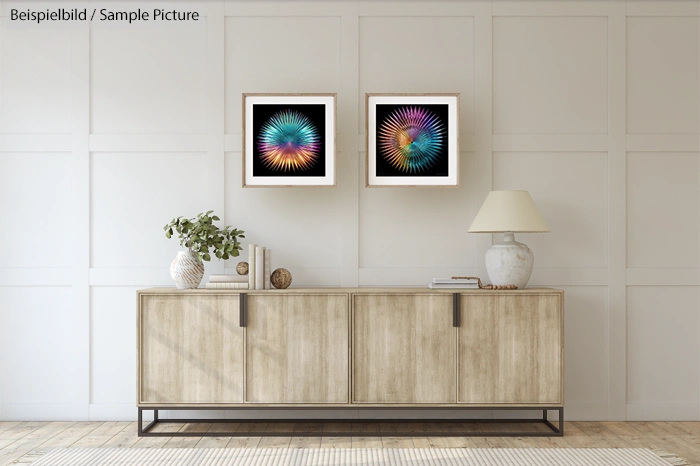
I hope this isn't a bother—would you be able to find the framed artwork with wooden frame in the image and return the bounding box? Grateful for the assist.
[366,93,460,187]
[243,93,336,187]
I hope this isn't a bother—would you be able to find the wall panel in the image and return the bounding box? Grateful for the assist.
[90,287,139,407]
[627,286,700,420]
[492,16,608,134]
[627,152,700,268]
[0,152,74,268]
[560,286,609,420]
[90,24,208,134]
[626,17,700,134]
[0,28,72,134]
[0,287,77,419]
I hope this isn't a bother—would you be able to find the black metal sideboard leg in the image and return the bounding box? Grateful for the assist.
[138,408,159,437]
[542,408,564,436]
[558,407,564,436]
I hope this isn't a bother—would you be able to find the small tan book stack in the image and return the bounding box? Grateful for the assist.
[205,274,248,289]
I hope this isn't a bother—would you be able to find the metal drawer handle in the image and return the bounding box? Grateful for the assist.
[453,293,460,327]
[240,293,247,327]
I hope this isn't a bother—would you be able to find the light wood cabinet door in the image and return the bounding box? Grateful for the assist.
[353,294,456,403]
[245,294,349,403]
[138,294,243,404]
[458,294,563,404]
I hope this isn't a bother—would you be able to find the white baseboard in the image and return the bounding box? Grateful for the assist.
[8,402,693,422]
[626,402,700,421]
[565,402,609,421]
[1,403,79,421]
[89,403,143,421]
[85,406,568,422]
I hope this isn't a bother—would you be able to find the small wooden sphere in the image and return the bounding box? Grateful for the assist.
[236,262,249,275]
[270,268,292,289]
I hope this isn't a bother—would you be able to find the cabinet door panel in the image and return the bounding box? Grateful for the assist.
[459,294,562,404]
[245,294,349,403]
[353,294,456,403]
[139,294,243,404]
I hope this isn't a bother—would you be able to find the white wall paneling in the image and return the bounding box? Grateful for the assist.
[0,287,79,420]
[560,286,610,421]
[90,286,140,419]
[90,21,208,134]
[493,16,608,135]
[626,16,700,135]
[608,0,628,422]
[338,3,361,287]
[0,27,72,134]
[70,23,91,420]
[473,0,493,282]
[0,153,74,268]
[627,286,700,420]
[627,152,700,268]
[0,0,698,421]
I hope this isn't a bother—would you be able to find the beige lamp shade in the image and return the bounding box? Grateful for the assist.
[468,190,550,233]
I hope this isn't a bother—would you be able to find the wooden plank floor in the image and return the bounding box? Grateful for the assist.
[0,422,697,466]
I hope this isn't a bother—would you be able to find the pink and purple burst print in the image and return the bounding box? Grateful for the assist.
[378,106,445,173]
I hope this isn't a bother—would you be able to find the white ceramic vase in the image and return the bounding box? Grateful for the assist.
[170,251,204,289]
[484,232,534,289]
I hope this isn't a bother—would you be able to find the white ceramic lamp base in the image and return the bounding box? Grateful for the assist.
[485,232,534,289]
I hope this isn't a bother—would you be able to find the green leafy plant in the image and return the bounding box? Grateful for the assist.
[164,211,245,262]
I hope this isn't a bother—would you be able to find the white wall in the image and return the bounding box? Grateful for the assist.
[0,0,698,422]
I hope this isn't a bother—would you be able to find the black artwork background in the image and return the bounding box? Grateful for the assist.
[374,104,450,177]
[252,104,327,177]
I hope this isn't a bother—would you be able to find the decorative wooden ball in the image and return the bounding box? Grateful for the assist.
[270,268,292,289]
[236,262,249,275]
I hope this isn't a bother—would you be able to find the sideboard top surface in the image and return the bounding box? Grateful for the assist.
[137,287,563,295]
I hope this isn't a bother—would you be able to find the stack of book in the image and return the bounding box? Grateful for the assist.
[205,274,249,289]
[428,278,480,289]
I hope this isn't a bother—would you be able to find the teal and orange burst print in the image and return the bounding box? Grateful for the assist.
[257,110,321,172]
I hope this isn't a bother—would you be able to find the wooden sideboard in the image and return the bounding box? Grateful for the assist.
[136,287,564,437]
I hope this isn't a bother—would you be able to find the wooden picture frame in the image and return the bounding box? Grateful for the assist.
[365,93,460,187]
[243,93,337,187]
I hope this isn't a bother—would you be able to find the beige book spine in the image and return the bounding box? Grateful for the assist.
[264,249,271,289]
[248,244,256,290]
[255,246,265,290]
[206,282,248,289]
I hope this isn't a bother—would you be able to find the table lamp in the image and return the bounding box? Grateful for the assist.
[468,190,550,289]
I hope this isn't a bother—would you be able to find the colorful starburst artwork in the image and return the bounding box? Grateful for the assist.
[366,94,459,186]
[257,110,320,172]
[244,95,335,186]
[377,106,445,173]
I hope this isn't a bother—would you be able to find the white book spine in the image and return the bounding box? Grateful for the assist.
[255,246,265,290]
[433,278,479,284]
[209,275,248,283]
[264,249,271,289]
[206,282,249,289]
[248,244,256,290]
